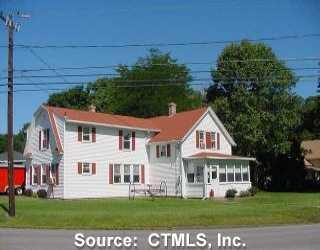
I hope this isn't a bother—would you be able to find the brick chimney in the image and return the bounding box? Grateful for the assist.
[168,102,176,116]
[88,104,96,112]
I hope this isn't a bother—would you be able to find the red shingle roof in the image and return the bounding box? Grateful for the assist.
[45,105,208,144]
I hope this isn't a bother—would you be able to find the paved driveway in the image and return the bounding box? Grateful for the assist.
[0,224,319,250]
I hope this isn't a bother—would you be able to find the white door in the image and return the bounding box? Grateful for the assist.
[207,165,218,197]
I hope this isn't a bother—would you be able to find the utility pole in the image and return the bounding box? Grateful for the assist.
[0,11,28,217]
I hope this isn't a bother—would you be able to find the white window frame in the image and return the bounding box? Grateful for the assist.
[82,162,92,175]
[241,165,249,182]
[123,130,131,150]
[199,131,205,149]
[187,165,195,183]
[82,127,91,142]
[219,165,227,183]
[227,165,235,182]
[42,128,50,150]
[210,131,216,149]
[160,145,167,157]
[113,164,141,184]
[235,165,242,182]
[32,165,39,185]
[41,164,48,185]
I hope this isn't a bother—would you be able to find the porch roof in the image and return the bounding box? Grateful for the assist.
[184,152,255,161]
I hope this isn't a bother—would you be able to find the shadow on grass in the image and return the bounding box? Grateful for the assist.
[0,203,9,214]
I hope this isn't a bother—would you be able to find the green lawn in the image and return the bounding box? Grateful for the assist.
[0,192,320,229]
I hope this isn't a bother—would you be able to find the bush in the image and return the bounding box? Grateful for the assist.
[37,189,47,199]
[248,186,258,196]
[24,188,33,197]
[225,189,237,199]
[239,190,251,197]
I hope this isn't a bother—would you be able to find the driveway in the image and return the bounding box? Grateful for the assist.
[0,224,319,250]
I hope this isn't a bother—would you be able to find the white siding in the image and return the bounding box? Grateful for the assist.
[25,108,64,198]
[63,122,149,199]
[181,112,232,158]
[148,143,181,197]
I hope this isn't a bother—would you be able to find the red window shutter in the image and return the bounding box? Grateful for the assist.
[46,164,50,179]
[92,127,96,142]
[206,132,211,149]
[217,132,220,150]
[141,164,145,184]
[156,145,160,158]
[196,131,200,148]
[78,126,83,142]
[119,130,123,150]
[167,144,171,157]
[92,163,96,175]
[132,131,136,151]
[47,129,50,149]
[30,166,33,185]
[37,166,41,185]
[109,164,113,184]
[39,130,42,150]
[78,162,82,174]
[55,163,59,185]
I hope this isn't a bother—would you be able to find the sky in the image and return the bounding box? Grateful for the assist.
[0,0,319,133]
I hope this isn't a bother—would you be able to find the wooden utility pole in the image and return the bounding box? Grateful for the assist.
[0,11,28,217]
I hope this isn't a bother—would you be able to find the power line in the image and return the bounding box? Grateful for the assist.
[1,33,319,49]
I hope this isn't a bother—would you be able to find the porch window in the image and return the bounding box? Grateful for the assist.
[187,165,195,183]
[124,164,131,183]
[211,166,217,180]
[195,166,204,183]
[242,166,249,181]
[235,165,242,182]
[113,164,121,183]
[219,166,226,182]
[227,166,234,182]
[133,164,140,183]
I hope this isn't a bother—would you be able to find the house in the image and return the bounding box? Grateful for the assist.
[24,103,254,199]
[301,140,320,182]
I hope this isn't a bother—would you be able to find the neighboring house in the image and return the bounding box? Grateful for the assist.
[301,140,320,181]
[24,103,254,199]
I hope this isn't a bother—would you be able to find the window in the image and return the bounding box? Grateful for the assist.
[211,166,217,180]
[210,132,216,149]
[160,145,166,157]
[113,164,141,184]
[133,165,140,183]
[83,127,91,142]
[113,164,121,183]
[82,163,91,174]
[195,166,204,183]
[42,129,50,149]
[235,165,242,182]
[242,166,249,181]
[123,131,131,150]
[41,164,47,185]
[33,166,39,185]
[199,131,205,149]
[227,166,235,182]
[187,165,195,183]
[219,166,226,182]
[124,164,131,183]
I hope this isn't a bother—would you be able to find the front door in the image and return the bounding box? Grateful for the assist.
[206,165,218,198]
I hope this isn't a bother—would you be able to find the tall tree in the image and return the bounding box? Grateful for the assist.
[47,85,91,110]
[90,49,202,117]
[300,95,320,139]
[207,41,303,190]
[0,123,29,153]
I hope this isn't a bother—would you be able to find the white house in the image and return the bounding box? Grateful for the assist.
[24,103,254,199]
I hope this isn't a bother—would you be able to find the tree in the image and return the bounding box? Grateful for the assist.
[207,41,303,190]
[47,85,91,110]
[90,49,202,117]
[300,95,320,140]
[0,123,29,153]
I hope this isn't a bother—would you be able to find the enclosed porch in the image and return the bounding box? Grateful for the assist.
[182,152,255,198]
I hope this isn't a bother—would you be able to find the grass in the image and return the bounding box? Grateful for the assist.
[0,192,320,229]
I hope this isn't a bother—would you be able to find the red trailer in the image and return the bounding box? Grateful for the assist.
[0,165,25,195]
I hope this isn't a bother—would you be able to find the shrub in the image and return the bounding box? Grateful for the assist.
[248,186,258,196]
[37,189,47,199]
[24,188,33,197]
[239,190,251,197]
[225,189,237,199]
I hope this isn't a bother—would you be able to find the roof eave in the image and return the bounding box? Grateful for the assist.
[184,156,256,161]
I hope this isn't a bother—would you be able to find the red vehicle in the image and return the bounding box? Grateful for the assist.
[0,165,25,195]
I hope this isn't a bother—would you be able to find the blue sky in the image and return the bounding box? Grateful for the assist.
[0,0,319,133]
